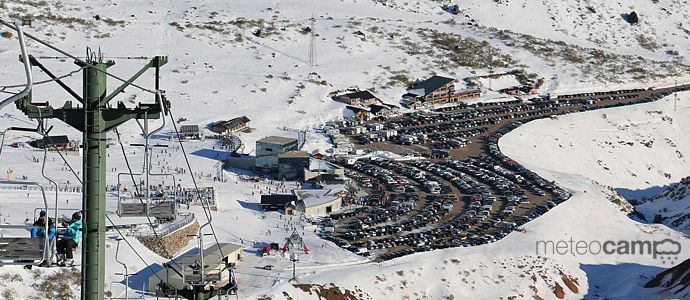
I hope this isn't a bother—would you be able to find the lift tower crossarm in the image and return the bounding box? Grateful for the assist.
[104,56,167,104]
[25,55,83,104]
[19,102,162,132]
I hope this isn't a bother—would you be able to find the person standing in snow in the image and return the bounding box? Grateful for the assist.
[56,212,82,266]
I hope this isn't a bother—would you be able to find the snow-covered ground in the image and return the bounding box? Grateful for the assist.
[0,0,689,299]
[477,74,521,91]
[501,91,690,189]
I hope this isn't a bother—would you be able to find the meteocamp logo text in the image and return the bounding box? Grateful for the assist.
[535,238,681,264]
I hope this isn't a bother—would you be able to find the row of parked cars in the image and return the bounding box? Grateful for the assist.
[349,161,417,195]
[347,100,565,147]
[342,194,459,254]
[322,86,690,260]
[554,88,646,100]
[336,154,536,257]
[410,159,528,226]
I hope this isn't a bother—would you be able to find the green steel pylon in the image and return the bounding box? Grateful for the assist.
[16,49,168,300]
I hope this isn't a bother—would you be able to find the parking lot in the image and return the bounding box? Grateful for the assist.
[319,84,690,260]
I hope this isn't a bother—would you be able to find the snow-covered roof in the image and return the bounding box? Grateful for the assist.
[178,243,244,265]
[294,184,344,207]
[257,136,297,145]
[308,159,341,171]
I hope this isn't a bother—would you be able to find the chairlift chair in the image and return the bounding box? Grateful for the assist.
[116,193,176,218]
[117,193,177,218]
[116,169,178,217]
[146,148,178,218]
[159,236,237,300]
[162,208,237,299]
[181,258,223,286]
[0,181,50,266]
[0,123,61,266]
[116,90,176,218]
[143,91,178,218]
[116,154,178,218]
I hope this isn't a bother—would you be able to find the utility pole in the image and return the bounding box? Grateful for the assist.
[674,79,678,111]
[488,47,493,91]
[14,48,168,299]
[308,16,316,67]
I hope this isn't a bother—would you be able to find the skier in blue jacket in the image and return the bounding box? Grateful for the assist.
[57,212,82,267]
[31,210,57,240]
[23,211,56,269]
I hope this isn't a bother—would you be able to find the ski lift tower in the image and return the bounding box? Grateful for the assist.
[284,229,308,282]
[2,19,169,300]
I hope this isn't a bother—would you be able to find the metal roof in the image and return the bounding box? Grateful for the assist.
[179,124,199,133]
[340,90,377,100]
[278,151,309,158]
[261,194,298,206]
[257,136,297,145]
[31,135,69,148]
[410,75,454,96]
[212,116,250,130]
[178,243,244,265]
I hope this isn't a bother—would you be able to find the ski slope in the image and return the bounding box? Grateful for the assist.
[0,0,689,299]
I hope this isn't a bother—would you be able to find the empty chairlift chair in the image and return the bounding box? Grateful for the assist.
[116,156,178,218]
[116,178,177,218]
[147,195,177,218]
[116,90,177,219]
[145,143,178,218]
[158,242,239,300]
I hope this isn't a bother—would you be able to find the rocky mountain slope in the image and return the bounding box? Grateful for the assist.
[634,176,690,234]
[645,258,690,299]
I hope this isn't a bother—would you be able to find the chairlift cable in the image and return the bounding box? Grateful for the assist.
[0,67,86,89]
[0,19,156,95]
[38,124,165,281]
[106,214,166,282]
[114,127,174,259]
[167,109,225,258]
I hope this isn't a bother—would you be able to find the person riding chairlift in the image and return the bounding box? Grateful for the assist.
[56,212,82,267]
[23,210,56,269]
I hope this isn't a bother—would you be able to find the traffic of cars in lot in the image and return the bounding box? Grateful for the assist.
[317,85,690,260]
